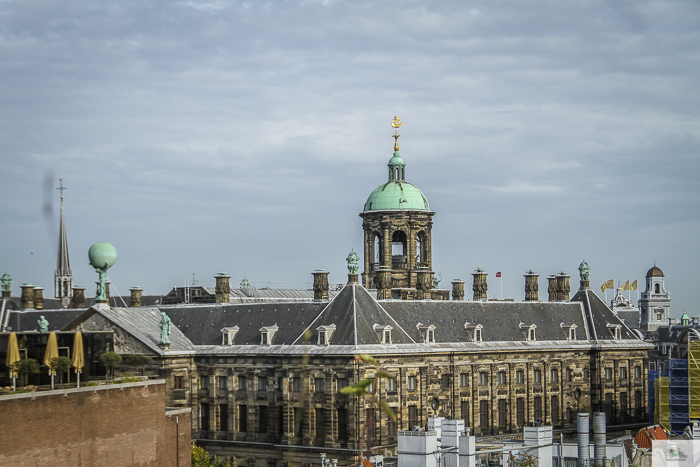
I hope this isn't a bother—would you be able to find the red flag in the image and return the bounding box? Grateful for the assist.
[496,272,502,277]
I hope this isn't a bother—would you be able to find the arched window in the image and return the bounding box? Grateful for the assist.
[655,283,660,293]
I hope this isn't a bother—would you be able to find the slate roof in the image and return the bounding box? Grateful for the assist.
[570,288,638,341]
[8,308,89,333]
[64,305,196,355]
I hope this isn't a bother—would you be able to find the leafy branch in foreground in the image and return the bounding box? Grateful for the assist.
[341,354,397,467]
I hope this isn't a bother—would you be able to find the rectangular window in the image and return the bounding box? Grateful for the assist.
[293,407,303,438]
[533,396,542,422]
[635,366,642,379]
[534,369,541,383]
[442,374,451,387]
[293,377,301,392]
[238,376,245,390]
[620,367,628,380]
[497,371,506,385]
[461,401,469,422]
[516,370,524,384]
[259,405,268,433]
[367,380,374,393]
[568,407,575,424]
[201,403,210,431]
[407,375,417,391]
[338,378,348,391]
[278,377,283,391]
[201,376,208,389]
[367,408,376,439]
[620,392,628,421]
[516,398,524,426]
[315,378,325,393]
[460,373,469,387]
[550,368,558,383]
[337,408,348,441]
[258,376,267,391]
[479,372,488,386]
[566,369,572,382]
[315,408,325,440]
[219,404,228,432]
[387,377,396,391]
[498,399,506,427]
[583,368,589,381]
[605,368,612,381]
[635,390,642,416]
[239,405,247,432]
[387,416,396,438]
[278,407,285,437]
[551,396,559,426]
[219,376,228,390]
[174,375,184,390]
[408,405,417,430]
[480,400,489,428]
[605,393,613,420]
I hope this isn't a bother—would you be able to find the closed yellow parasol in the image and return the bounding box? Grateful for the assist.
[6,333,20,390]
[44,332,59,389]
[72,332,85,387]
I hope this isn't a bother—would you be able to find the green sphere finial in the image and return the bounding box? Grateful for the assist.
[88,242,117,270]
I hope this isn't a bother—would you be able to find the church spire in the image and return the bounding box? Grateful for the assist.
[55,179,73,299]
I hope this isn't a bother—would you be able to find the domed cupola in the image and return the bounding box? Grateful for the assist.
[359,116,436,291]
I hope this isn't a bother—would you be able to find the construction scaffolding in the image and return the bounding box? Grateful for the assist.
[649,369,657,425]
[689,341,700,419]
[656,375,670,432]
[669,359,689,435]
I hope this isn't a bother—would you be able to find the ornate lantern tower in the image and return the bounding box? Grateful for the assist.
[359,117,435,290]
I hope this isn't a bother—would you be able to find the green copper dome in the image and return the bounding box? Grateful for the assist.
[88,242,117,270]
[364,182,430,211]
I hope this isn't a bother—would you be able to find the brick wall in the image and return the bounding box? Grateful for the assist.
[0,380,191,467]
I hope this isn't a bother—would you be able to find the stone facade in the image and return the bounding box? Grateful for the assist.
[360,210,434,290]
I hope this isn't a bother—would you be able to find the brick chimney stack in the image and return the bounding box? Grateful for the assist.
[130,287,143,307]
[556,272,571,301]
[547,276,557,302]
[33,286,44,310]
[312,270,330,301]
[451,280,465,301]
[472,269,488,301]
[71,286,86,308]
[20,283,34,309]
[524,271,539,301]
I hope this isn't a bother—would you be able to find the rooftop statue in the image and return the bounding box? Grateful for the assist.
[1,272,11,292]
[38,315,49,332]
[434,272,442,289]
[579,260,590,282]
[159,312,172,345]
[346,249,360,275]
[88,242,117,303]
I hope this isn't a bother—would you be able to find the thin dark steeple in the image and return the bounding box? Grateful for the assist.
[55,179,73,299]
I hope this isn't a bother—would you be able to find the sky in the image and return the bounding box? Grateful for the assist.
[0,0,698,316]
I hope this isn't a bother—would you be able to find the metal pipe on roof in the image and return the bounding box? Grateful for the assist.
[593,412,606,461]
[577,413,590,460]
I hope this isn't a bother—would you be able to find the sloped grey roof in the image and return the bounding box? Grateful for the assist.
[9,308,88,332]
[570,288,638,341]
[381,299,590,343]
[230,288,342,302]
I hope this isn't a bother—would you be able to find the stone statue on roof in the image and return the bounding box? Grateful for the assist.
[346,249,360,275]
[578,260,590,282]
[159,312,172,345]
[433,272,442,289]
[38,315,49,332]
[1,272,11,293]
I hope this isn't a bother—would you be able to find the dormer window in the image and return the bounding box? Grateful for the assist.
[520,322,537,341]
[316,324,336,346]
[259,325,279,346]
[607,324,622,340]
[417,323,436,343]
[374,324,393,344]
[221,326,240,346]
[464,322,483,343]
[560,323,577,341]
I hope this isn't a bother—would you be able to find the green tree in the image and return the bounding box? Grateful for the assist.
[10,358,40,387]
[50,356,73,384]
[126,353,153,375]
[192,445,231,467]
[99,352,122,379]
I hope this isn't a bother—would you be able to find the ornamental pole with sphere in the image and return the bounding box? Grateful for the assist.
[88,242,117,303]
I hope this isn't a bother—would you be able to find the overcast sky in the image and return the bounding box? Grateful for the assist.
[0,0,698,316]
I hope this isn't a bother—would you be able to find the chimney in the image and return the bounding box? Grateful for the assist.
[375,267,393,300]
[130,287,143,307]
[312,270,330,301]
[20,283,35,309]
[557,272,571,301]
[472,269,488,301]
[214,273,231,303]
[451,279,465,301]
[415,267,434,300]
[71,286,86,308]
[33,286,44,310]
[524,270,539,301]
[547,276,557,302]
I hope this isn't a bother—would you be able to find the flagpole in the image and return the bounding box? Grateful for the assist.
[500,276,503,300]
